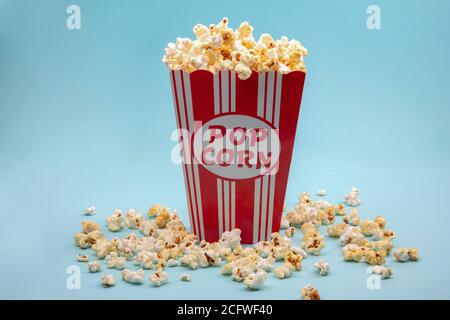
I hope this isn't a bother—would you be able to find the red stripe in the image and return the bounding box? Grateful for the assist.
[189,70,220,241]
[172,70,197,236]
[181,72,202,237]
[272,72,306,234]
[263,73,268,119]
[271,72,278,124]
[258,178,264,242]
[233,71,259,243]
[180,72,190,132]
[266,73,277,238]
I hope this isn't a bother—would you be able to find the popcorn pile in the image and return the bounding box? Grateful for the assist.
[74,188,419,299]
[162,18,308,80]
[301,285,321,300]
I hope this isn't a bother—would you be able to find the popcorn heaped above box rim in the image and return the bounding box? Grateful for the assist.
[162,18,308,80]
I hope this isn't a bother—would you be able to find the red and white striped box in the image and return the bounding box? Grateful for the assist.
[170,70,306,244]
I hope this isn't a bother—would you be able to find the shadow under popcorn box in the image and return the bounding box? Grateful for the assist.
[170,69,306,244]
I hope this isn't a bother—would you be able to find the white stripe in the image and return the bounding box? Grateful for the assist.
[214,72,223,238]
[170,72,181,132]
[182,72,194,129]
[261,72,277,239]
[231,182,236,229]
[221,71,229,113]
[230,72,236,112]
[265,71,275,122]
[171,72,194,233]
[192,166,204,239]
[253,178,261,243]
[257,73,266,118]
[213,73,220,115]
[274,72,283,127]
[267,175,276,237]
[259,175,269,241]
[217,178,223,236]
[192,166,205,240]
[175,71,200,236]
[175,71,188,130]
[224,180,230,231]
[266,72,280,236]
[182,72,205,240]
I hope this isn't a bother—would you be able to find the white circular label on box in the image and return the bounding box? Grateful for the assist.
[192,115,280,179]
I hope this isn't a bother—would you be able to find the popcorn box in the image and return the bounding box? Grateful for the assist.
[170,70,306,243]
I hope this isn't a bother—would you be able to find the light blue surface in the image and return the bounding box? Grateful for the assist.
[1,0,449,299]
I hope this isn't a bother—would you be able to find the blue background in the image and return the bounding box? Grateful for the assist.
[1,0,449,299]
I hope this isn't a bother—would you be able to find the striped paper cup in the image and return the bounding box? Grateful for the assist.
[169,70,306,244]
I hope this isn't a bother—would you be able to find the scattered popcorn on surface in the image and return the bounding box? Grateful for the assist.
[360,219,379,236]
[256,256,276,272]
[344,187,360,207]
[372,229,396,241]
[292,246,308,259]
[366,249,387,266]
[394,248,419,262]
[318,207,336,225]
[285,251,302,271]
[339,226,366,246]
[105,252,126,270]
[180,273,191,282]
[343,208,360,226]
[81,220,100,234]
[244,269,268,290]
[280,216,290,229]
[301,285,321,300]
[125,209,143,229]
[368,240,393,254]
[334,204,346,216]
[106,209,125,232]
[342,244,387,266]
[122,269,144,284]
[88,261,102,273]
[149,270,169,287]
[285,226,296,238]
[371,265,393,279]
[162,18,308,77]
[374,216,386,229]
[166,258,181,267]
[327,223,346,237]
[76,254,89,262]
[273,264,294,279]
[316,189,327,197]
[148,204,165,218]
[84,206,96,216]
[71,187,420,296]
[301,226,325,255]
[134,250,159,269]
[342,244,364,262]
[220,229,242,249]
[101,274,116,287]
[314,260,330,276]
[155,208,171,228]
